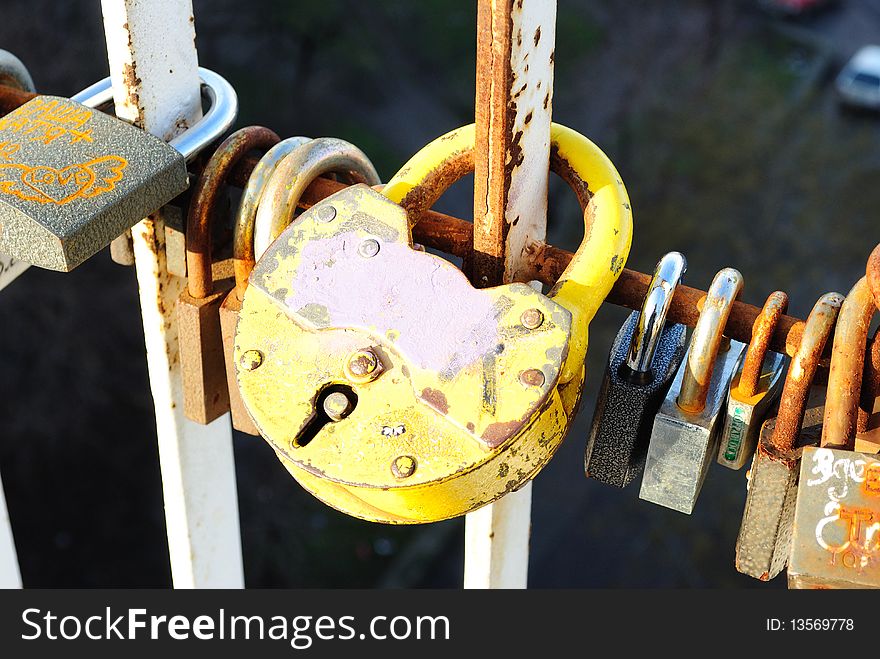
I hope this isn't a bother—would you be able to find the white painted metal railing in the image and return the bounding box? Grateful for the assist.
[1,0,557,589]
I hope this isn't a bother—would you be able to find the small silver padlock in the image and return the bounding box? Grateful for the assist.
[735,292,842,580]
[584,252,687,487]
[717,291,788,470]
[639,267,745,514]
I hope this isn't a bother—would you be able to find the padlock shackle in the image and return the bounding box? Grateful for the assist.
[769,292,843,453]
[186,126,280,299]
[383,122,633,385]
[625,252,686,374]
[252,138,380,262]
[738,291,789,397]
[71,67,238,162]
[234,136,312,300]
[676,268,743,414]
[868,243,880,313]
[0,49,35,93]
[822,277,876,450]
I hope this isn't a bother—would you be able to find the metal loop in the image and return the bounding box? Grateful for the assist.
[0,49,35,93]
[71,67,238,162]
[738,291,789,397]
[769,293,843,453]
[253,137,380,261]
[822,277,877,450]
[676,268,744,414]
[233,136,312,299]
[625,252,686,374]
[867,243,880,312]
[185,126,280,298]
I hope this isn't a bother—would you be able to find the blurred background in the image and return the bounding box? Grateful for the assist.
[0,0,877,587]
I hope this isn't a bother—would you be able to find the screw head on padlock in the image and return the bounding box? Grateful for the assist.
[717,291,789,470]
[218,135,378,435]
[639,267,745,514]
[177,126,280,425]
[234,122,632,523]
[735,292,842,581]
[584,252,687,488]
[789,272,880,589]
[0,67,237,272]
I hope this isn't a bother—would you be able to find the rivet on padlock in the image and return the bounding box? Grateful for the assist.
[735,292,842,581]
[717,291,788,470]
[584,252,687,488]
[234,122,632,523]
[178,126,280,425]
[0,67,236,271]
[639,268,745,514]
[789,272,880,589]
[220,136,378,435]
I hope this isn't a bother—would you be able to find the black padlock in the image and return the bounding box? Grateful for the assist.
[584,252,687,487]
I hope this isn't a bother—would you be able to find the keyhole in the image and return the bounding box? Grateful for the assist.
[295,384,358,447]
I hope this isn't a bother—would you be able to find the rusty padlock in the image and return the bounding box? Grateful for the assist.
[735,292,842,581]
[220,136,378,434]
[717,291,788,470]
[233,122,632,523]
[177,126,279,424]
[788,274,880,589]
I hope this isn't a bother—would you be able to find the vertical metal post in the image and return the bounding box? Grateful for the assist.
[464,0,556,589]
[100,0,244,588]
[0,472,21,588]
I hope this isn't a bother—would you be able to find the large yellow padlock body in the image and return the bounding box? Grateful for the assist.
[235,184,573,523]
[235,123,632,524]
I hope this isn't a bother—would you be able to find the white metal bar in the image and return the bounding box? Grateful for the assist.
[0,470,21,588]
[465,0,556,589]
[101,0,244,589]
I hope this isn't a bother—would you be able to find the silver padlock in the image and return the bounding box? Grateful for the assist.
[639,267,745,514]
[584,252,687,487]
[717,291,788,470]
[735,292,842,580]
[0,68,236,271]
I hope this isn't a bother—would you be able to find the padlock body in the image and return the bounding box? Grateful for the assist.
[717,349,786,470]
[788,446,880,589]
[639,339,745,514]
[584,311,686,487]
[219,293,260,435]
[178,284,233,425]
[0,96,187,271]
[235,185,575,523]
[735,390,824,580]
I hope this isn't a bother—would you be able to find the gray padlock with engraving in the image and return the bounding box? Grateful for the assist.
[789,276,880,589]
[639,267,745,514]
[0,67,237,271]
[717,291,789,470]
[584,252,687,487]
[735,292,842,581]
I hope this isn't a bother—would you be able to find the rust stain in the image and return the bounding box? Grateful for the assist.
[420,387,449,415]
[482,420,522,448]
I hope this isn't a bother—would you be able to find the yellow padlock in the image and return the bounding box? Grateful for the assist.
[234,123,632,523]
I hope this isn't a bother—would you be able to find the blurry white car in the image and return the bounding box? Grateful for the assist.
[836,46,880,110]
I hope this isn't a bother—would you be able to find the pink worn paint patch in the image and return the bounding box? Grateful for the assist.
[284,232,501,376]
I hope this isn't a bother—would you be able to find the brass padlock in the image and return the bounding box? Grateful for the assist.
[788,274,880,589]
[178,126,280,424]
[234,123,632,523]
[220,136,378,434]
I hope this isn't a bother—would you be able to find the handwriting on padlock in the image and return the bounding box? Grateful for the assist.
[814,501,880,571]
[806,447,878,501]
